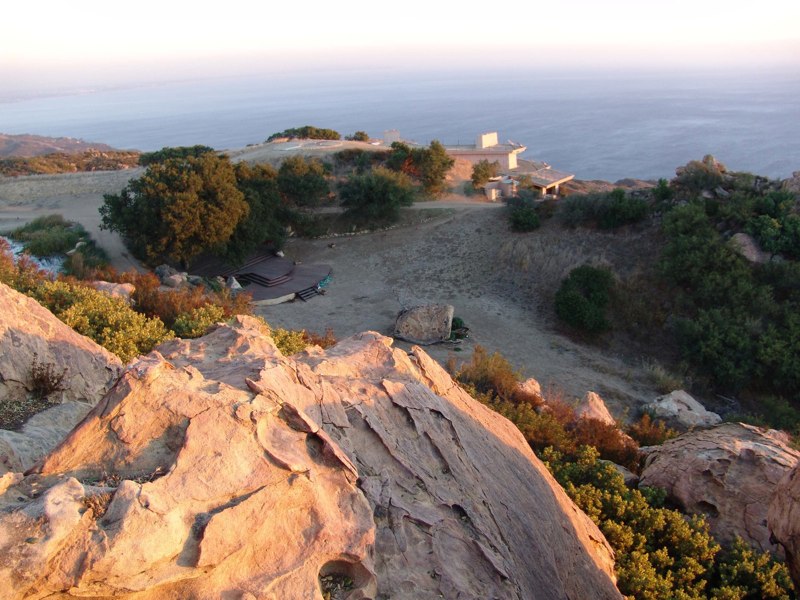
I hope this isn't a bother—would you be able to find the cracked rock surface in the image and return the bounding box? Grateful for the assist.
[640,422,800,554]
[0,315,621,599]
[769,461,800,589]
[0,283,121,473]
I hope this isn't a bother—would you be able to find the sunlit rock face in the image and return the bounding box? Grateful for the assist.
[0,314,621,599]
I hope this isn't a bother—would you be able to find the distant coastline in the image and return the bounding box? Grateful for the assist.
[1,68,798,181]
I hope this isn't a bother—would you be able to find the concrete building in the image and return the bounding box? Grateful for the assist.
[518,161,575,196]
[484,176,519,201]
[445,132,526,170]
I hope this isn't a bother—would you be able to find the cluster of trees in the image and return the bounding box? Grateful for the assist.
[100,153,334,267]
[266,126,340,142]
[385,140,454,196]
[661,200,800,400]
[138,145,215,166]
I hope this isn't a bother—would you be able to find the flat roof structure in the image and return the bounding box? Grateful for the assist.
[445,132,526,170]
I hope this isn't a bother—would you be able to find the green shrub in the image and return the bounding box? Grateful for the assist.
[9,215,84,257]
[28,280,172,363]
[471,159,500,188]
[598,189,649,229]
[277,155,330,207]
[138,145,215,166]
[509,204,541,232]
[559,190,648,229]
[345,131,370,142]
[270,327,308,355]
[340,166,414,225]
[455,345,524,403]
[554,265,614,333]
[267,126,340,142]
[172,304,226,338]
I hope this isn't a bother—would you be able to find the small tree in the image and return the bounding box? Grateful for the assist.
[346,131,370,142]
[416,140,454,197]
[555,265,614,333]
[99,153,248,267]
[340,167,414,225]
[277,155,330,207]
[471,159,500,189]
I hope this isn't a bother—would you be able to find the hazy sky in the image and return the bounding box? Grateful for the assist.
[3,0,799,89]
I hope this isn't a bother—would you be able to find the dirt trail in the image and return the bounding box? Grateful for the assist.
[0,169,145,272]
[261,206,658,417]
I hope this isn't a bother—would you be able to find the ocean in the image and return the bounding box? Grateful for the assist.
[2,68,799,181]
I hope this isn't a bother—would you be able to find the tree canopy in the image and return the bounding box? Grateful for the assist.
[471,159,500,188]
[267,126,340,142]
[386,140,453,197]
[99,153,247,267]
[340,166,414,225]
[277,155,330,206]
[138,145,215,166]
[220,162,290,265]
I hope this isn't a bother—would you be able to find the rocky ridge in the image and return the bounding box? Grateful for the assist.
[0,308,621,599]
[640,423,800,554]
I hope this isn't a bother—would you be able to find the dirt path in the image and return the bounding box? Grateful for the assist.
[0,169,145,272]
[260,206,658,418]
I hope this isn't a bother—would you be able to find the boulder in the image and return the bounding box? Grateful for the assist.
[0,316,622,599]
[769,462,800,588]
[782,171,800,195]
[730,232,771,264]
[0,283,121,438]
[516,377,543,403]
[578,391,616,426]
[645,390,721,431]
[90,280,136,300]
[162,273,185,288]
[393,303,454,345]
[640,423,800,554]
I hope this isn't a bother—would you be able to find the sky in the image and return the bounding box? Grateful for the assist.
[3,0,799,91]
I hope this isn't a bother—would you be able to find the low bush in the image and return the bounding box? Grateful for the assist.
[138,145,215,166]
[509,204,541,232]
[543,446,794,599]
[27,279,172,363]
[559,189,648,229]
[28,352,68,400]
[627,413,678,446]
[118,272,251,330]
[172,304,226,338]
[554,265,614,333]
[9,215,84,256]
[340,166,414,226]
[267,126,340,142]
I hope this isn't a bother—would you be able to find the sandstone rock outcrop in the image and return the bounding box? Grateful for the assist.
[578,391,616,426]
[0,316,622,599]
[640,423,800,554]
[769,463,800,588]
[0,283,121,410]
[90,280,135,300]
[393,303,454,345]
[645,390,721,431]
[782,171,800,194]
[0,283,121,471]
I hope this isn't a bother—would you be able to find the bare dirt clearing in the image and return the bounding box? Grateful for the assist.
[261,206,660,417]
